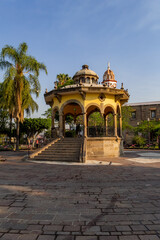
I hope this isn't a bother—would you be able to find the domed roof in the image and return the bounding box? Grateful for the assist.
[103,69,115,80]
[73,65,99,79]
[102,63,117,88]
[103,63,115,81]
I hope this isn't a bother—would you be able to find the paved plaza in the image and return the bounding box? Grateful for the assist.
[0,151,160,239]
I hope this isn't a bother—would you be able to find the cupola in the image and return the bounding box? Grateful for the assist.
[102,63,117,88]
[73,65,99,85]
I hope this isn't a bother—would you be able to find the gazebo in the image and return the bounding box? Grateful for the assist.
[44,64,129,161]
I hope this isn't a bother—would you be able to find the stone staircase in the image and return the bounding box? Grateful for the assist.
[32,137,83,162]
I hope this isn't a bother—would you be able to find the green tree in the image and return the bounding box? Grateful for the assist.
[0,81,15,143]
[0,108,9,135]
[56,73,73,89]
[121,106,132,130]
[42,108,59,121]
[132,135,146,147]
[88,112,104,127]
[135,120,160,146]
[42,108,52,119]
[0,42,47,150]
[20,118,51,147]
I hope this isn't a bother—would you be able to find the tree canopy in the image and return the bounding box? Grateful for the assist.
[0,42,47,149]
[135,120,160,137]
[20,118,51,146]
[0,108,9,135]
[121,105,132,130]
[56,73,73,89]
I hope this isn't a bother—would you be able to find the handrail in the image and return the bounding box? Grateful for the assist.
[87,126,114,137]
[29,137,60,159]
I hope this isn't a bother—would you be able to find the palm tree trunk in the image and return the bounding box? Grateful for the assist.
[16,117,19,150]
[9,114,12,145]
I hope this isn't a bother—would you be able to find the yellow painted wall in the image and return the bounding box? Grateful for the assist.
[52,92,122,113]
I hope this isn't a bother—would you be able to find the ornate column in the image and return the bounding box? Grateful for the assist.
[119,114,122,137]
[63,115,65,136]
[104,114,107,136]
[51,110,55,138]
[83,112,87,137]
[59,113,64,137]
[114,113,117,137]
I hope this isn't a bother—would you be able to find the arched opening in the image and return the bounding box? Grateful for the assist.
[60,101,83,137]
[86,105,104,137]
[86,77,90,84]
[104,106,115,137]
[117,105,121,137]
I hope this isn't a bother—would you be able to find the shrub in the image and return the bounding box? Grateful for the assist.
[132,135,146,147]
[0,144,14,151]
[65,130,75,137]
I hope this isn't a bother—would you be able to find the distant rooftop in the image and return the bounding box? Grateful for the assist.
[126,101,160,106]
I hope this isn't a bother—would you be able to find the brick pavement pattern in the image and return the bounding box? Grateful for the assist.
[0,152,160,239]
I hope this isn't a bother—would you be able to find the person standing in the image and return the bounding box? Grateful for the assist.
[36,139,39,148]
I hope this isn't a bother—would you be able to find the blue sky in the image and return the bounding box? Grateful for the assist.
[0,0,160,117]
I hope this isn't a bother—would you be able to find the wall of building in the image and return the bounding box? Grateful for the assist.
[124,102,160,145]
[51,92,120,114]
[86,137,123,159]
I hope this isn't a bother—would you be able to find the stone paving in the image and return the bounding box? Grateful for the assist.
[0,151,160,239]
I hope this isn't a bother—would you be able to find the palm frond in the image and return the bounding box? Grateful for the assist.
[22,55,47,76]
[0,61,12,70]
[23,96,39,116]
[38,62,48,74]
[28,74,41,97]
[18,42,28,57]
[4,65,17,79]
[1,45,18,63]
[0,76,15,112]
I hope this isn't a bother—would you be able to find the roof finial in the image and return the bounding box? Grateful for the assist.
[108,62,110,70]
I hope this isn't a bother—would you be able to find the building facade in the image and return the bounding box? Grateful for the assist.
[124,101,160,144]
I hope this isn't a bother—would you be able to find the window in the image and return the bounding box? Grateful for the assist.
[92,78,97,84]
[86,77,90,83]
[151,110,156,119]
[131,111,136,119]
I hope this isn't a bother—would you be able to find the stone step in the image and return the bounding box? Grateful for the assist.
[51,143,81,146]
[58,142,82,144]
[32,137,83,162]
[56,139,82,142]
[35,154,78,158]
[46,146,79,151]
[46,146,80,149]
[34,156,79,161]
[45,147,80,150]
[40,151,79,155]
[33,158,79,162]
[38,153,79,157]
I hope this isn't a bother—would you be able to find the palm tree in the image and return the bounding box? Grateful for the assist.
[0,42,47,150]
[56,74,73,88]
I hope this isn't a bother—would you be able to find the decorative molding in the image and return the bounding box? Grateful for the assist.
[79,90,86,100]
[48,100,54,107]
[100,103,104,115]
[55,94,62,103]
[59,99,84,115]
[98,93,106,102]
[115,94,123,101]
